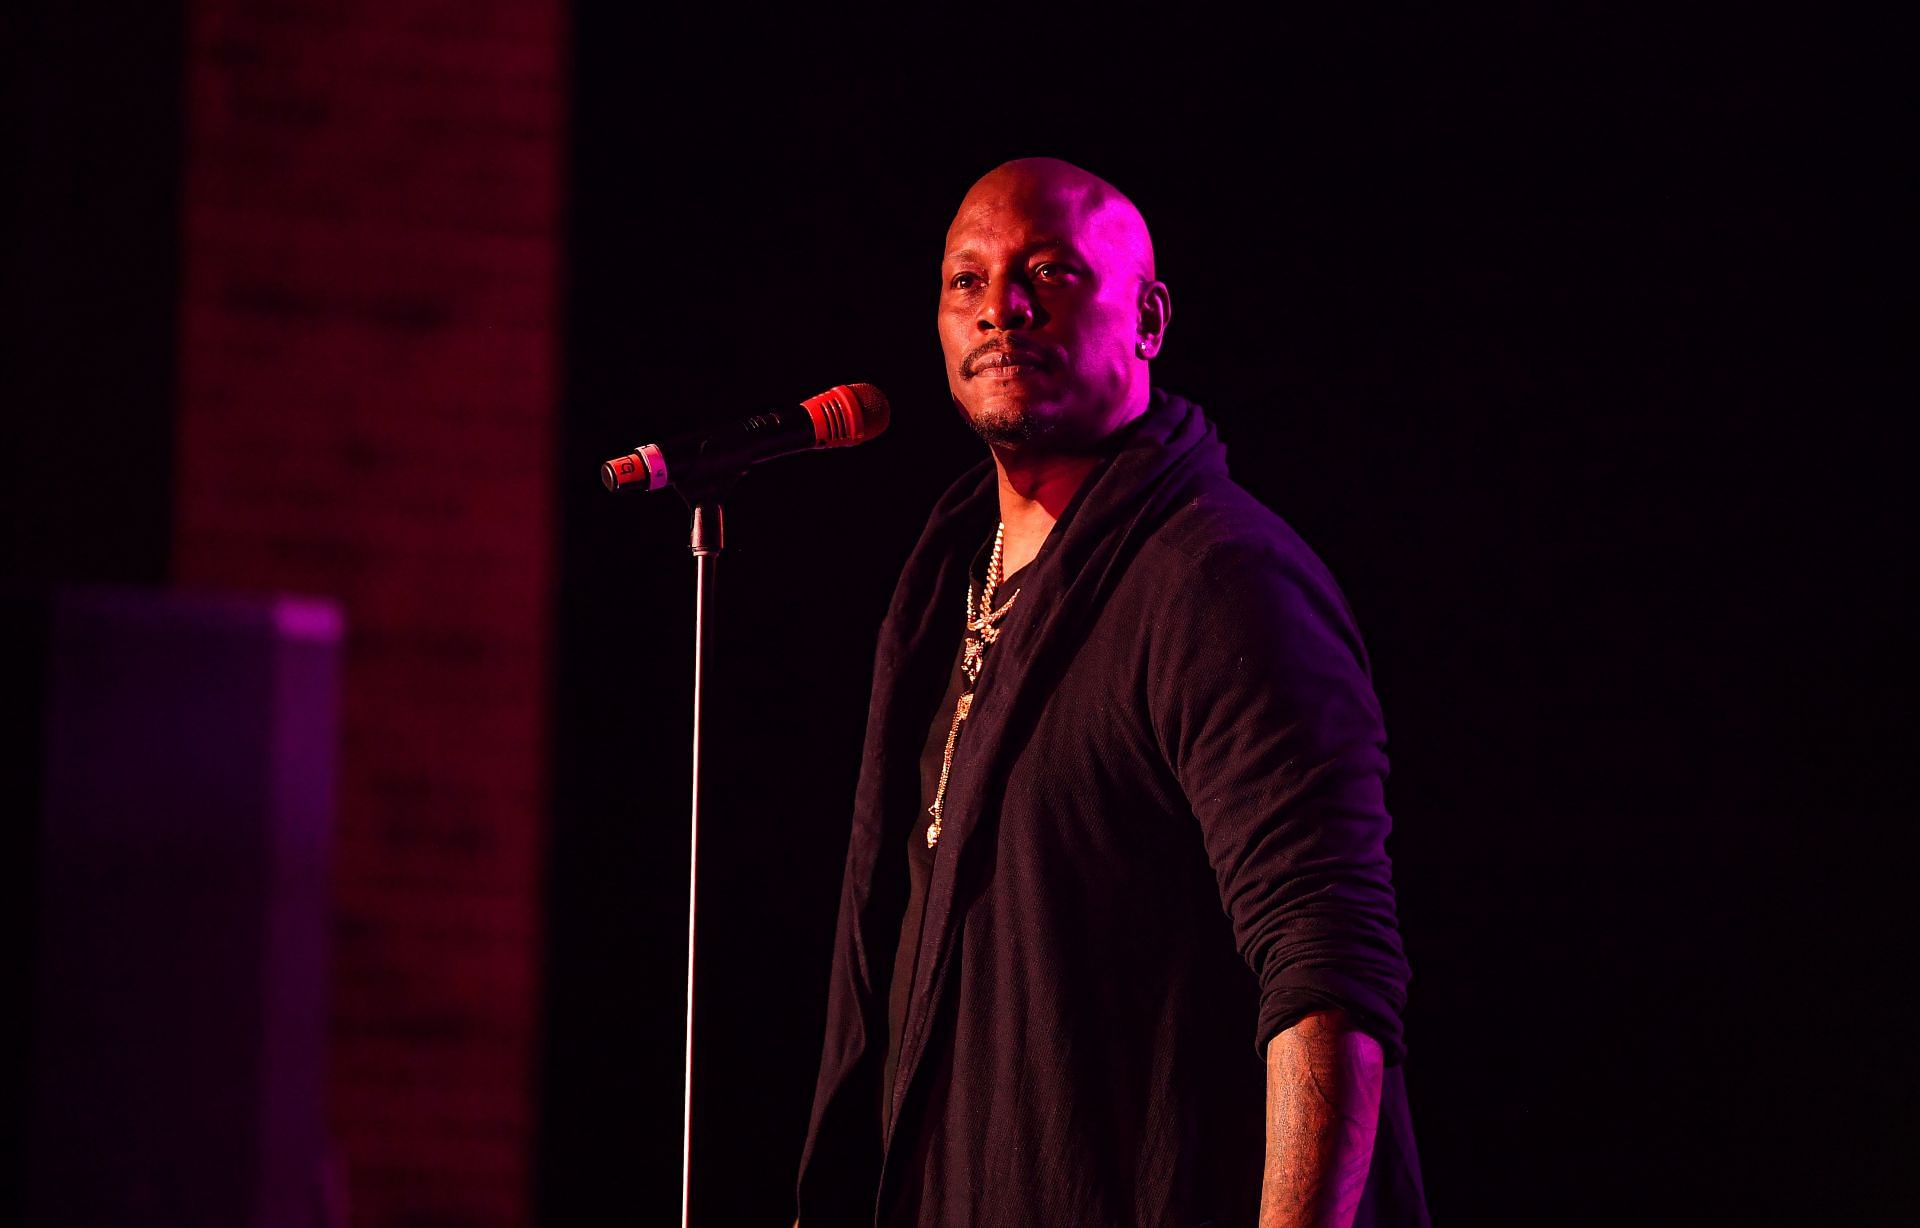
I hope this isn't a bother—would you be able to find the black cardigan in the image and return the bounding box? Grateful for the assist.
[798,390,1427,1227]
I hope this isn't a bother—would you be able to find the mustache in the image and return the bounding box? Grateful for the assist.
[961,339,1056,378]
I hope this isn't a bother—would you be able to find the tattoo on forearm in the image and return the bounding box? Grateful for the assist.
[1259,1011,1384,1228]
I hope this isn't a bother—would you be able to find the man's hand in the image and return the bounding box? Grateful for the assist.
[1258,1010,1383,1228]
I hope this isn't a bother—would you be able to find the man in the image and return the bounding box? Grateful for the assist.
[797,158,1426,1227]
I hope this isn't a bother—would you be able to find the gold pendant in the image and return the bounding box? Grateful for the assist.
[926,692,974,848]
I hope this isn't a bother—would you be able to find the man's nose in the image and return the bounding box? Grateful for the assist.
[978,278,1034,331]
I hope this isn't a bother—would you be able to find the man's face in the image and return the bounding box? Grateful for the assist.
[938,171,1156,450]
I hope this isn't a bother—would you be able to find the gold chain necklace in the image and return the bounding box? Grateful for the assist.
[926,521,1021,847]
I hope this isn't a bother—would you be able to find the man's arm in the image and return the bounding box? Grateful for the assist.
[1259,1010,1384,1228]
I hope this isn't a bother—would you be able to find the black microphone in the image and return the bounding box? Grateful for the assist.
[600,382,890,494]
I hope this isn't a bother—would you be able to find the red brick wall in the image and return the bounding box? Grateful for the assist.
[171,3,562,1224]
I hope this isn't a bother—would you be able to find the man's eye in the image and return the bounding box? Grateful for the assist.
[949,272,981,291]
[1034,263,1072,282]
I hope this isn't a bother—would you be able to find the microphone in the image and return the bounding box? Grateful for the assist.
[600,382,890,494]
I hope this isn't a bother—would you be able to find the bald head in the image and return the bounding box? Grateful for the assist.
[937,157,1172,451]
[951,157,1157,283]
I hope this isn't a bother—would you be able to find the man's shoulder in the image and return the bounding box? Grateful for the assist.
[1143,472,1333,587]
[1120,473,1375,678]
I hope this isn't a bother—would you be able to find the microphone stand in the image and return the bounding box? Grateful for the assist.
[679,487,730,1228]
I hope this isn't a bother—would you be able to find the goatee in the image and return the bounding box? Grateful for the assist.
[955,397,1040,447]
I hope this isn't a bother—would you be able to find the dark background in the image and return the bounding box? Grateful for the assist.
[7,7,1907,1225]
[545,13,1907,1225]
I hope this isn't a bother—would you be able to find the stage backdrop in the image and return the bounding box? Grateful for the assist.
[2,8,1904,1228]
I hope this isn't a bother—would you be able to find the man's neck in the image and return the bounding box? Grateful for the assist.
[985,384,1155,578]
[989,449,1102,580]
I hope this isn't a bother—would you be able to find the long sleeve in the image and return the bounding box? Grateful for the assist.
[1147,534,1412,1062]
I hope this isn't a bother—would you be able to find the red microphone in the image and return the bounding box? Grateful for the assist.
[600,383,890,494]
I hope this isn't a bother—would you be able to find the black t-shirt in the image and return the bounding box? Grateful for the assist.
[879,536,1026,1133]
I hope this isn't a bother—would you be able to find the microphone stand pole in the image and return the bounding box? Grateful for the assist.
[681,492,726,1228]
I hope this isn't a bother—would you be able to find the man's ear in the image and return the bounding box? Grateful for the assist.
[1137,280,1173,359]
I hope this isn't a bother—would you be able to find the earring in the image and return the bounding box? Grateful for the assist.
[1137,340,1151,357]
